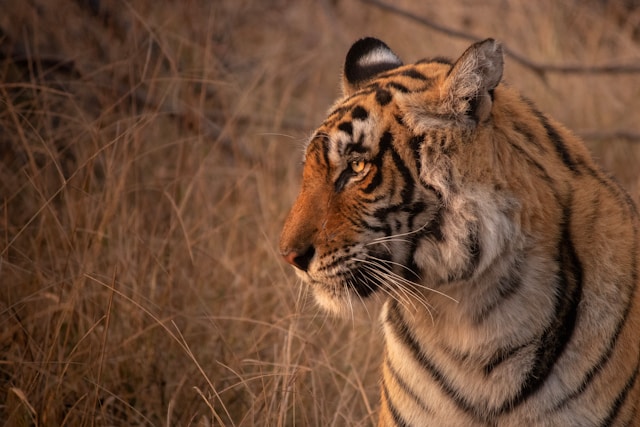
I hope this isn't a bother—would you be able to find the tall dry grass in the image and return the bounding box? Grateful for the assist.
[1,0,639,425]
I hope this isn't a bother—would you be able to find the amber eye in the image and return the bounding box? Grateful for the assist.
[351,159,366,173]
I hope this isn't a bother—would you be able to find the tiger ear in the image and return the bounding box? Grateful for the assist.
[342,37,403,95]
[443,38,503,122]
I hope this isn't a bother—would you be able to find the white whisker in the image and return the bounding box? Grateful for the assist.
[357,263,435,324]
[355,256,458,304]
[366,220,433,246]
[346,270,373,323]
[359,264,425,313]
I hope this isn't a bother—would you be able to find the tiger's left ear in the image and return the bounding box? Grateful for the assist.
[342,37,403,95]
[444,38,503,122]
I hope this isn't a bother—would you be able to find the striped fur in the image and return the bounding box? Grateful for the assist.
[279,38,640,426]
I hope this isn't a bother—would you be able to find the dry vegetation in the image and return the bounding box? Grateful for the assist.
[1,0,639,425]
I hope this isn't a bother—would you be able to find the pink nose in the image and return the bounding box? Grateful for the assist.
[281,246,315,272]
[283,251,299,267]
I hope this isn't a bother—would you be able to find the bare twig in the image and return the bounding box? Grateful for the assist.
[579,129,640,142]
[361,0,640,76]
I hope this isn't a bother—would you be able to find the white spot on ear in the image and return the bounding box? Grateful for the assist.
[357,47,401,69]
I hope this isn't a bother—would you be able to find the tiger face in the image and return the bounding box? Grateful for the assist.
[279,38,507,315]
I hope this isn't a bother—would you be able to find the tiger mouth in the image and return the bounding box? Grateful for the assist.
[306,267,379,300]
[307,250,409,299]
[341,267,380,298]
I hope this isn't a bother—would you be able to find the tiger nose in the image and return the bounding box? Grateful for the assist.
[282,245,315,272]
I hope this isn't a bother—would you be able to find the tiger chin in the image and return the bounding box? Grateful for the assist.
[280,37,640,426]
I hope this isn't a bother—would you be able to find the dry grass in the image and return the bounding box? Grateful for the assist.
[1,0,639,425]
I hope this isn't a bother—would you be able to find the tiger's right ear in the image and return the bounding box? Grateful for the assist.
[343,37,403,96]
[442,38,503,122]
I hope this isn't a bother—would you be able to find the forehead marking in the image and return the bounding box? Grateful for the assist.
[352,105,369,120]
[375,88,392,106]
[338,121,353,136]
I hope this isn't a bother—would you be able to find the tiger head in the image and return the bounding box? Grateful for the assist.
[280,38,516,315]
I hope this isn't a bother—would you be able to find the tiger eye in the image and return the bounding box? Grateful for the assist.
[351,160,366,173]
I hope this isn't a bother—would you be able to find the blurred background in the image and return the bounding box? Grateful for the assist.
[1,0,639,425]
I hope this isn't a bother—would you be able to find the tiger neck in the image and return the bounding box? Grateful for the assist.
[383,246,558,359]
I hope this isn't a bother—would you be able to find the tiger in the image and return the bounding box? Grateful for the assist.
[279,37,640,426]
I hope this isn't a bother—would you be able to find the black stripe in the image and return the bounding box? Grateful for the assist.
[417,56,452,65]
[385,299,485,421]
[503,138,567,210]
[326,101,365,127]
[337,121,353,136]
[368,137,419,229]
[363,131,393,194]
[534,110,581,174]
[620,391,640,427]
[359,193,387,204]
[484,342,531,376]
[512,120,544,152]
[373,204,404,221]
[381,381,411,427]
[421,182,444,205]
[551,258,636,411]
[404,247,422,284]
[599,358,640,427]
[553,218,640,416]
[473,257,524,324]
[344,142,367,156]
[351,105,369,120]
[582,191,601,241]
[359,216,392,235]
[421,202,445,242]
[387,82,410,93]
[336,86,377,109]
[362,167,382,194]
[377,67,433,82]
[377,130,393,157]
[385,356,434,416]
[461,225,481,280]
[505,139,555,187]
[401,69,429,80]
[389,142,415,204]
[505,201,583,410]
[327,104,351,119]
[409,133,443,231]
[406,201,426,229]
[584,163,638,218]
[319,135,331,173]
[408,134,424,176]
[446,224,481,282]
[405,201,433,235]
[344,214,370,231]
[621,409,638,427]
[376,88,393,106]
[372,204,413,229]
[303,137,329,173]
[334,168,352,192]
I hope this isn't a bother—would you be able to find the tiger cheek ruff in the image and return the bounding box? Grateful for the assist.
[279,37,640,426]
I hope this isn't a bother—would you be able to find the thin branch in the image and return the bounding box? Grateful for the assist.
[361,0,640,76]
[579,129,640,142]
